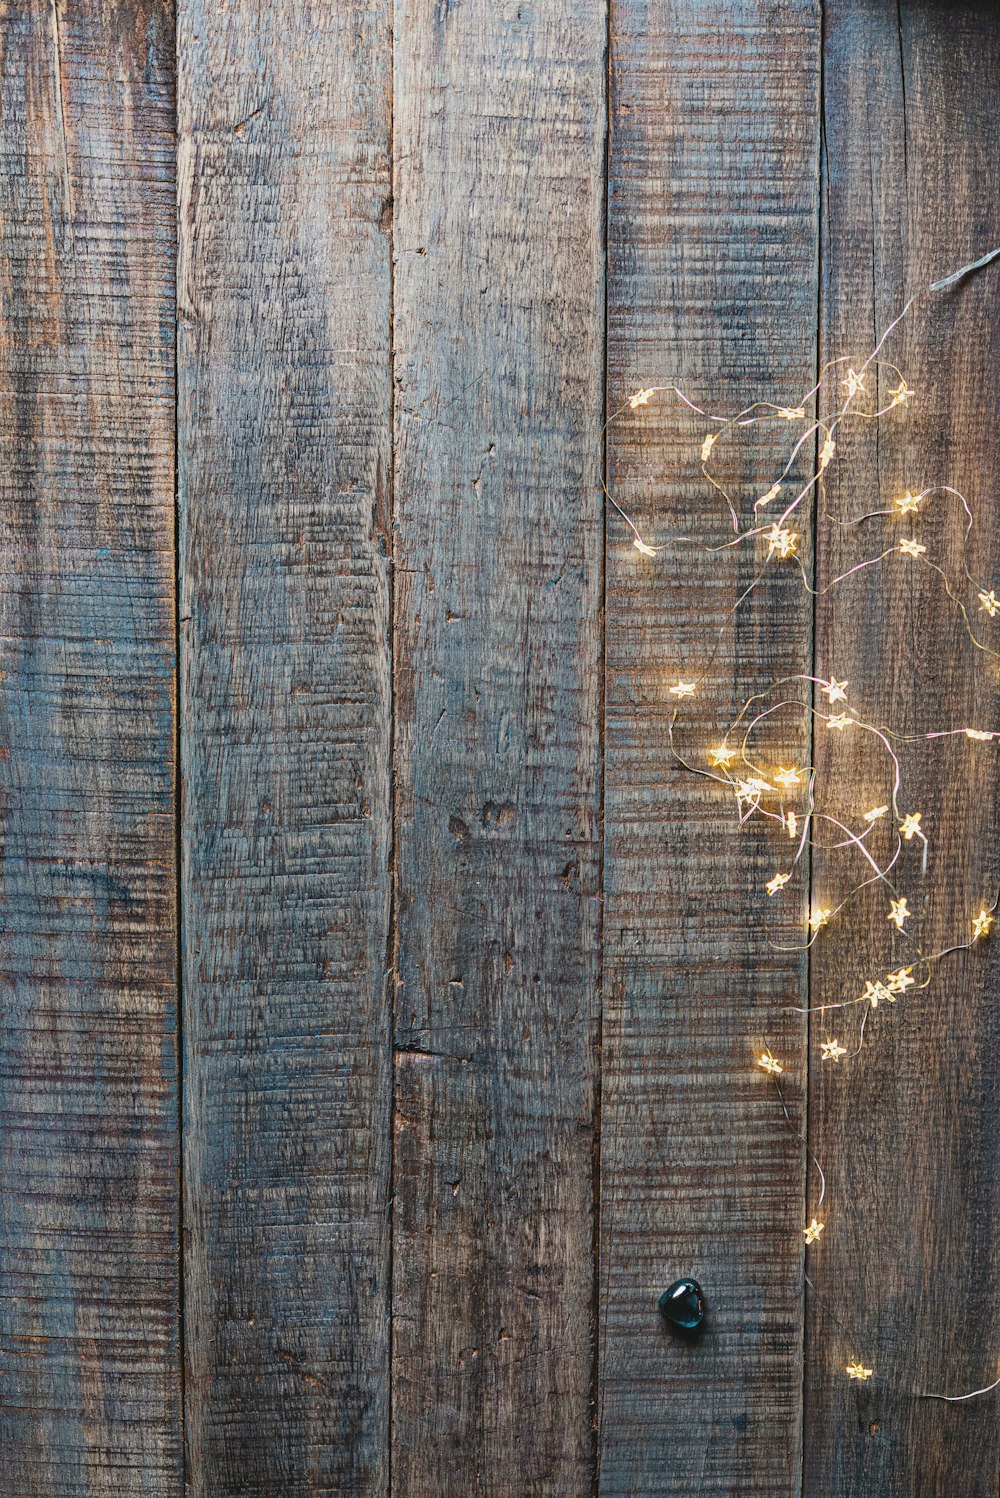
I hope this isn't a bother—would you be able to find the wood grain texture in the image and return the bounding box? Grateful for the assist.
[805,5,1000,1493]
[0,1,179,1492]
[390,0,606,1489]
[177,4,392,1493]
[600,3,820,1491]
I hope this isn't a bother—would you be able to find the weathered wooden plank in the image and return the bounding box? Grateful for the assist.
[177,5,393,1492]
[601,3,820,1491]
[805,6,1000,1492]
[0,1,178,1491]
[390,0,605,1489]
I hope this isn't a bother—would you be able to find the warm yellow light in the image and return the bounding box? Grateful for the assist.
[766,872,791,896]
[735,776,771,804]
[774,766,803,790]
[822,678,849,704]
[764,523,798,559]
[864,805,888,823]
[827,712,854,731]
[710,744,735,768]
[821,1038,847,1062]
[862,979,893,1008]
[777,406,805,420]
[886,966,915,994]
[846,1362,874,1381]
[669,680,697,698]
[895,491,920,514]
[887,897,910,930]
[965,728,994,741]
[757,1051,783,1075]
[758,483,781,507]
[785,811,799,839]
[842,367,865,399]
[900,537,926,558]
[633,536,659,557]
[628,388,655,408]
[973,909,995,941]
[899,812,923,840]
[889,379,915,407]
[818,436,836,471]
[808,907,831,933]
[978,589,1000,617]
[804,1218,825,1244]
[701,433,717,462]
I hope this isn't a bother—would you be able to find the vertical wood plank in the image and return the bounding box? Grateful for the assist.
[805,5,1000,1492]
[177,5,393,1492]
[390,0,606,1490]
[0,1,179,1491]
[601,3,820,1490]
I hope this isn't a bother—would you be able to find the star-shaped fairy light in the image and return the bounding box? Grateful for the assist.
[818,435,836,471]
[821,1038,847,1062]
[804,1218,825,1244]
[979,589,1000,617]
[701,433,717,462]
[900,537,926,558]
[864,805,888,823]
[757,1051,783,1076]
[887,897,910,930]
[846,1362,874,1381]
[899,811,923,841]
[735,777,771,807]
[822,678,849,704]
[973,909,995,941]
[628,388,655,408]
[766,872,791,897]
[774,766,802,790]
[842,367,865,399]
[889,378,915,407]
[863,979,893,1009]
[669,680,697,698]
[808,907,831,933]
[765,523,798,559]
[633,536,660,557]
[827,712,854,731]
[895,491,921,514]
[710,744,735,768]
[886,967,915,995]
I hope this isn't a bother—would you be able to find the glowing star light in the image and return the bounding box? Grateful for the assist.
[822,678,849,704]
[863,980,893,1009]
[757,483,781,507]
[864,805,888,823]
[973,909,995,941]
[808,907,831,933]
[886,967,915,995]
[774,766,803,790]
[899,812,923,841]
[895,491,921,514]
[785,811,799,840]
[842,367,865,399]
[766,872,791,897]
[628,388,655,408]
[900,538,926,558]
[757,1051,783,1076]
[821,1038,847,1062]
[889,378,915,407]
[804,1218,825,1244]
[818,435,836,471]
[827,712,854,731]
[847,1363,874,1381]
[965,728,994,741]
[887,897,911,930]
[669,680,697,698]
[709,744,735,769]
[979,590,1000,617]
[765,523,798,559]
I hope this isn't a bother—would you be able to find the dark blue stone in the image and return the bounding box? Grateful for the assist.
[658,1278,705,1329]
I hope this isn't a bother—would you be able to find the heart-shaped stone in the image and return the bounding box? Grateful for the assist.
[658,1278,705,1329]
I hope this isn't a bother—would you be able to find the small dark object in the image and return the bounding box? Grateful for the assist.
[658,1278,705,1330]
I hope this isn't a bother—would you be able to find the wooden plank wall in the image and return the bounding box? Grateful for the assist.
[0,3,179,1494]
[2,0,999,1493]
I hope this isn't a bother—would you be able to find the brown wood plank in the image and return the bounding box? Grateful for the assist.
[0,1,179,1491]
[805,5,1000,1492]
[389,1,606,1489]
[177,5,393,1492]
[600,3,821,1490]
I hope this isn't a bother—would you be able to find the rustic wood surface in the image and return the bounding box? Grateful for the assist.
[177,2,393,1493]
[2,0,999,1492]
[390,0,605,1490]
[0,1,179,1493]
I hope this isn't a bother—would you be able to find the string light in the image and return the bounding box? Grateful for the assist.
[609,247,1000,1400]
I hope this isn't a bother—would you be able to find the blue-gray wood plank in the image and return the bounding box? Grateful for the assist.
[0,1,179,1492]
